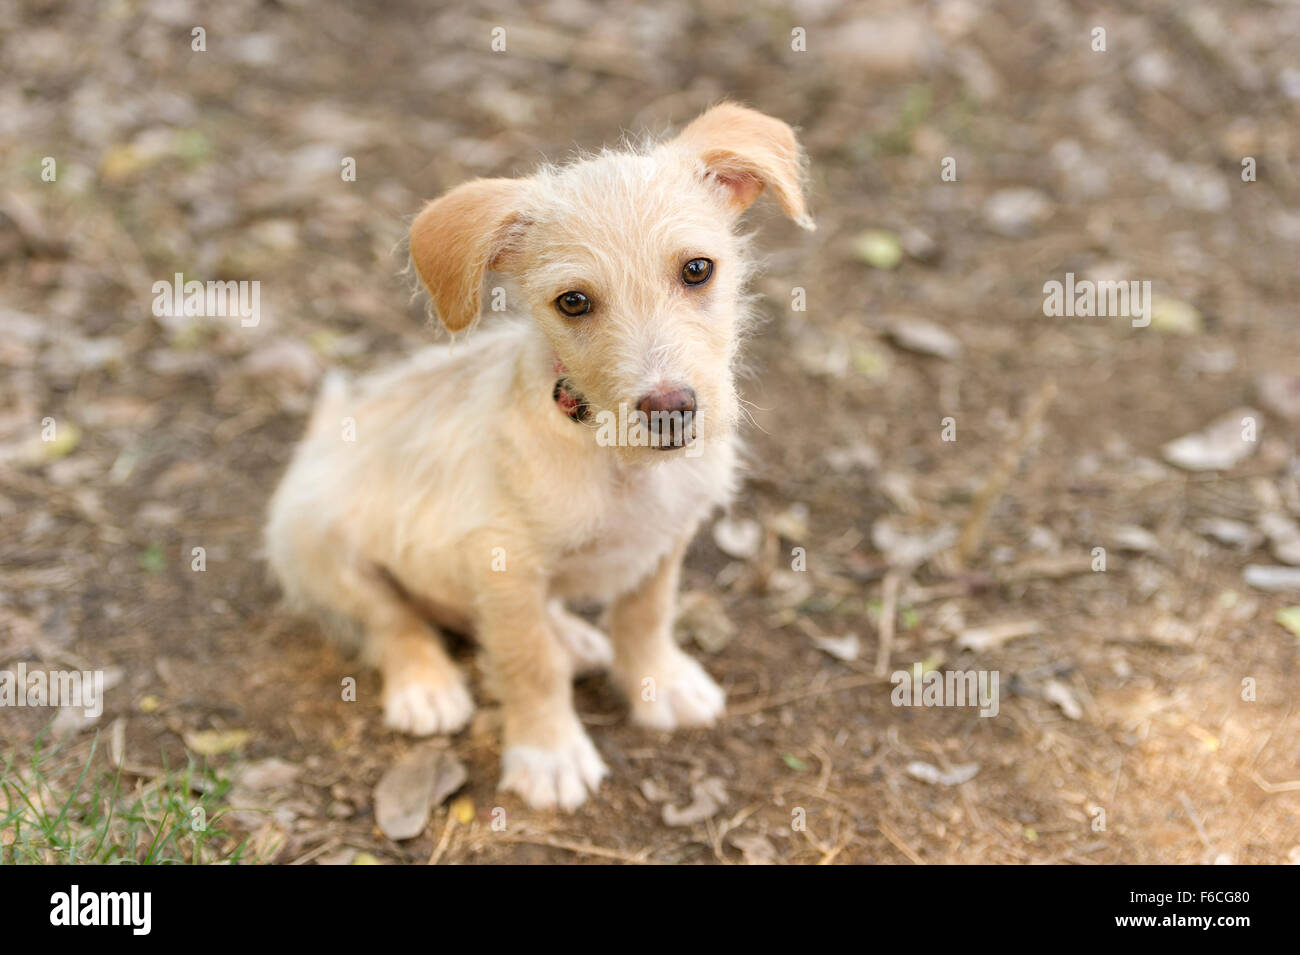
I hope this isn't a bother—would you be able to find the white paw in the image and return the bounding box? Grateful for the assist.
[548,602,614,675]
[625,651,725,731]
[500,726,609,811]
[382,677,475,737]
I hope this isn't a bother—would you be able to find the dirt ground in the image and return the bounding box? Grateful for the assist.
[2,0,1299,864]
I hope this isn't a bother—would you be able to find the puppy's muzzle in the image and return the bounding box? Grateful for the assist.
[636,387,697,450]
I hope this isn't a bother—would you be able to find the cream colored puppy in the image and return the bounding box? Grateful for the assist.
[265,104,813,810]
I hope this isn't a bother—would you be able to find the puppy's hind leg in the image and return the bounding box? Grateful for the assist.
[547,599,614,676]
[296,556,474,737]
[360,596,475,737]
[267,478,472,735]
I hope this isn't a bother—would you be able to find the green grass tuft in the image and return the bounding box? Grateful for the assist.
[1,724,261,865]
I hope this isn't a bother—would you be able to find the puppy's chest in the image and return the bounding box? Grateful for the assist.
[550,451,734,600]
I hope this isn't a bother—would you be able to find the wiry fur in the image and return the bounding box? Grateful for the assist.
[265,103,813,810]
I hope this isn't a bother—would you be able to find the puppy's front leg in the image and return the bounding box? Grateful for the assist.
[477,575,608,811]
[610,538,725,730]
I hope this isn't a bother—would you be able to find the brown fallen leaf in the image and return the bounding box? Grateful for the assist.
[373,743,466,841]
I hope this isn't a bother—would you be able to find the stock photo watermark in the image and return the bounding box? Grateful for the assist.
[0,663,105,719]
[49,886,150,935]
[593,403,700,455]
[1043,272,1152,328]
[890,663,1000,718]
[151,272,260,327]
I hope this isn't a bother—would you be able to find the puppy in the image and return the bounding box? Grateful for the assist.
[265,103,813,810]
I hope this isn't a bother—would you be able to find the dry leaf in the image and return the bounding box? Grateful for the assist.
[662,777,728,827]
[957,619,1042,651]
[1244,565,1300,593]
[811,632,860,661]
[183,729,250,756]
[1042,679,1083,719]
[374,744,466,841]
[887,316,962,360]
[1161,408,1261,471]
[729,832,778,865]
[712,516,762,559]
[451,795,476,825]
[906,761,979,786]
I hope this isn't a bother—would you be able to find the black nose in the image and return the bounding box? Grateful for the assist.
[636,388,696,448]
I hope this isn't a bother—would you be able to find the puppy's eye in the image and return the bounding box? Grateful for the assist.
[682,257,714,286]
[556,291,591,317]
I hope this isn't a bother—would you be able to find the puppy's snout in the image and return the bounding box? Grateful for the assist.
[636,387,697,449]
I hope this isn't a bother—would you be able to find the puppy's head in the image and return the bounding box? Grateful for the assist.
[409,103,813,456]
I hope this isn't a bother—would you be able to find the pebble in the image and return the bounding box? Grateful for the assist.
[983,188,1052,238]
[887,316,962,360]
[1161,408,1262,471]
[1243,565,1300,593]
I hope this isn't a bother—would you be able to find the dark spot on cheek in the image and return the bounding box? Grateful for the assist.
[553,377,591,422]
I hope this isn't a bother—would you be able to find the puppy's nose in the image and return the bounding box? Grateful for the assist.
[637,387,696,420]
[636,387,696,447]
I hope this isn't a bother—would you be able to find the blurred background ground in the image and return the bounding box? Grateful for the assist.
[2,0,1299,864]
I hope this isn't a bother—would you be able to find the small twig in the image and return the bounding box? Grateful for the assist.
[817,843,847,865]
[817,812,848,865]
[726,672,890,717]
[809,744,834,796]
[1177,790,1214,853]
[874,571,902,677]
[495,834,654,864]
[426,810,456,866]
[957,378,1058,564]
[288,838,339,866]
[1249,770,1300,794]
[213,407,273,445]
[877,819,925,865]
[998,553,1095,583]
[717,803,761,842]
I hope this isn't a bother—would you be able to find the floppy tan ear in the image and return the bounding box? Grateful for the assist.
[671,103,814,231]
[409,177,527,332]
